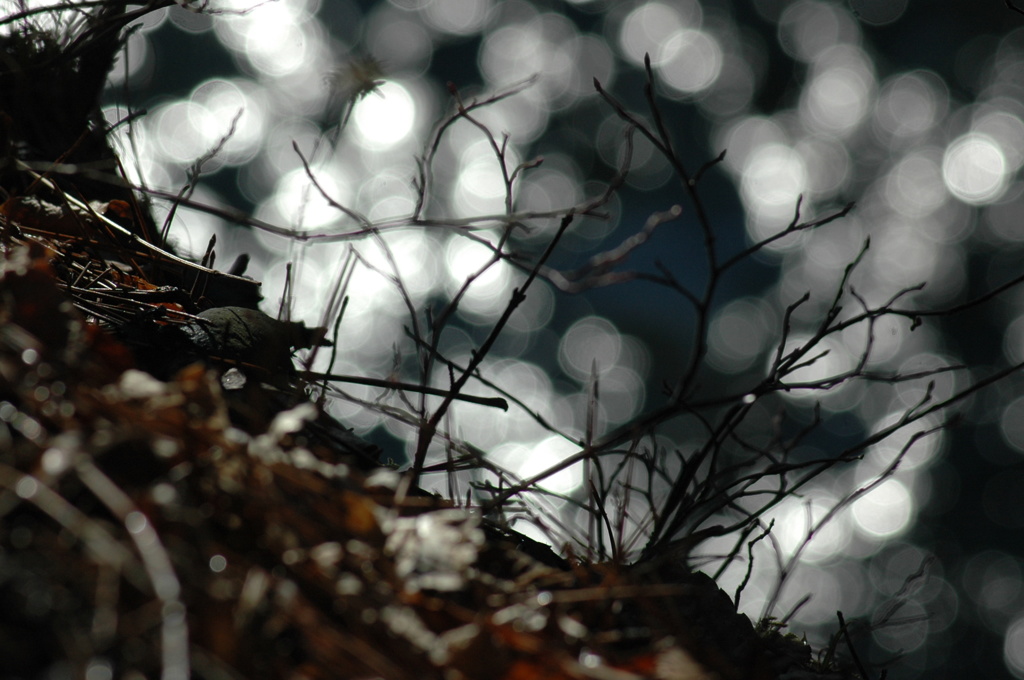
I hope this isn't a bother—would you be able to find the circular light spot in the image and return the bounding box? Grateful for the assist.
[699,57,756,116]
[1005,617,1024,678]
[787,567,846,626]
[867,412,942,471]
[368,13,432,70]
[443,236,515,321]
[41,447,71,475]
[741,143,807,219]
[592,365,645,425]
[505,280,555,334]
[225,2,318,78]
[872,599,928,652]
[125,511,148,535]
[870,223,942,290]
[260,258,335,321]
[516,165,582,239]
[107,29,152,87]
[190,78,268,165]
[352,81,416,150]
[849,0,909,25]
[570,33,616,100]
[1003,314,1024,364]
[619,1,702,66]
[771,334,856,401]
[423,0,493,36]
[802,62,873,135]
[717,115,787,175]
[773,492,850,563]
[491,436,583,495]
[874,70,947,139]
[852,479,912,538]
[481,24,538,84]
[708,298,773,373]
[152,483,177,505]
[655,29,722,95]
[151,100,217,164]
[15,476,38,499]
[979,563,1024,616]
[895,353,958,409]
[1000,396,1024,453]
[358,171,418,221]
[943,133,1009,205]
[620,3,680,65]
[271,164,354,230]
[885,150,947,218]
[170,3,213,33]
[85,659,114,680]
[478,14,588,109]
[452,141,520,217]
[358,229,440,301]
[558,316,622,382]
[987,195,1024,244]
[778,0,859,62]
[975,108,1024,171]
[795,135,850,198]
[457,360,556,447]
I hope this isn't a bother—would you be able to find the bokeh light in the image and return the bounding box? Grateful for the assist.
[741,143,808,238]
[655,29,722,95]
[1006,616,1024,678]
[773,334,856,402]
[352,81,417,149]
[885,149,948,218]
[190,78,270,165]
[974,106,1024,172]
[267,163,355,230]
[849,0,909,26]
[443,234,516,321]
[150,100,220,165]
[778,0,860,63]
[452,138,522,217]
[943,132,1010,205]
[491,436,583,496]
[107,23,155,86]
[423,0,493,36]
[799,45,875,135]
[999,395,1024,453]
[367,7,433,70]
[874,70,948,142]
[618,1,702,67]
[707,298,775,373]
[851,479,913,539]
[558,316,622,381]
[771,491,851,564]
[866,412,943,472]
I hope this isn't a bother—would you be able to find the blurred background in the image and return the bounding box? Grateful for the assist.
[25,0,1024,676]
